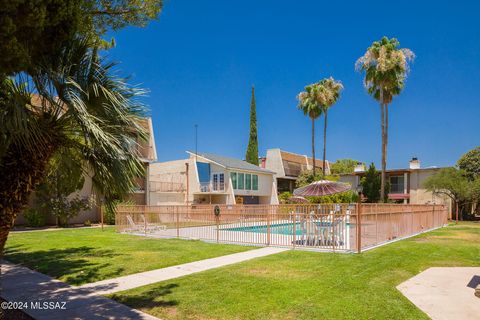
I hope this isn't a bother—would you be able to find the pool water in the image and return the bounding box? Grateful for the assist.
[223,222,339,236]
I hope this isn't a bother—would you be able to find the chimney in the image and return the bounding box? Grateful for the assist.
[409,157,420,169]
[354,163,366,173]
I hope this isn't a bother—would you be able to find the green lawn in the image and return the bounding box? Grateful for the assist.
[110,222,480,320]
[4,227,253,285]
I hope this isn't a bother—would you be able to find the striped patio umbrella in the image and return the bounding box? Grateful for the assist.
[293,180,351,197]
[287,196,309,203]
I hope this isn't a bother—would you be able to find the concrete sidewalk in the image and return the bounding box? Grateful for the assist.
[79,247,288,295]
[397,267,480,320]
[0,261,159,320]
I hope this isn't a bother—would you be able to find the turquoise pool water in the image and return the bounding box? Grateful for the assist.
[223,222,338,236]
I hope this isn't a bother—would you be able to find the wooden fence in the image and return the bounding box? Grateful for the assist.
[115,203,448,253]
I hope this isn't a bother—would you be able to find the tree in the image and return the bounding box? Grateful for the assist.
[458,146,480,181]
[318,77,343,177]
[35,150,93,226]
[331,159,362,175]
[356,37,415,201]
[0,0,163,75]
[245,86,258,165]
[423,168,470,220]
[360,163,381,203]
[0,37,147,253]
[297,84,322,176]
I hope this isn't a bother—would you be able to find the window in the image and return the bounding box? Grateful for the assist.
[252,175,258,190]
[212,173,225,191]
[237,173,244,189]
[390,176,405,194]
[230,172,237,189]
[245,174,252,190]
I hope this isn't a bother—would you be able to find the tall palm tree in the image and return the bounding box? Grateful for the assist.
[297,84,322,176]
[0,37,147,253]
[318,77,343,177]
[356,37,414,201]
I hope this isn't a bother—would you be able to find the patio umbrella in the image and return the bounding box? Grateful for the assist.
[293,180,351,197]
[287,196,309,203]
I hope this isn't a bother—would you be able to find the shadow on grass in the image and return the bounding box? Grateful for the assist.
[4,245,125,285]
[110,284,179,309]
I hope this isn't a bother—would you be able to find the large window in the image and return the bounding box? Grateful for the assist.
[390,176,405,194]
[237,173,244,189]
[245,174,252,190]
[231,172,258,191]
[230,172,237,189]
[252,175,258,190]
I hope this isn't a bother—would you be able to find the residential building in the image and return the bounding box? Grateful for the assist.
[339,158,453,216]
[15,117,157,225]
[260,148,331,193]
[149,152,279,205]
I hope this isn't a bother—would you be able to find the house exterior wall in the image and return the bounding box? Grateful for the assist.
[339,168,452,217]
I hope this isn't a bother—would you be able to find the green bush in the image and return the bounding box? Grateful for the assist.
[84,219,92,227]
[23,208,46,227]
[278,192,293,204]
[307,190,359,204]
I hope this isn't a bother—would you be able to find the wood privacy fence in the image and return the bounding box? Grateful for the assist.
[115,203,448,253]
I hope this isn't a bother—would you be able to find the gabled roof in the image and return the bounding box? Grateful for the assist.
[187,151,275,174]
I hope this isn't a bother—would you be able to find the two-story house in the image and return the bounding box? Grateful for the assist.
[149,152,279,205]
[338,158,453,216]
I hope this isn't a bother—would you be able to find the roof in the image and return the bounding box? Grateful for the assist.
[276,149,329,169]
[187,151,275,174]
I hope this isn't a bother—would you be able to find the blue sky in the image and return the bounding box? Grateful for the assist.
[108,0,479,168]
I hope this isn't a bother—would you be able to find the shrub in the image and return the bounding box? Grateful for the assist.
[84,219,92,227]
[23,208,46,227]
[278,192,293,204]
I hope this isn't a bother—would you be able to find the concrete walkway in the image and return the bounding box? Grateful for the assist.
[79,247,288,296]
[397,267,480,320]
[1,261,160,320]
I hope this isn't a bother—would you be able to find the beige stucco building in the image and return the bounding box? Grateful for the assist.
[149,152,279,205]
[261,148,331,193]
[15,117,157,225]
[339,158,453,216]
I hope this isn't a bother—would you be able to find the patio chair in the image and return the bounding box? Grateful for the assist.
[140,214,167,232]
[125,214,143,233]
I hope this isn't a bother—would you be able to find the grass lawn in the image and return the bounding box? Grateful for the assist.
[4,227,253,286]
[110,222,480,320]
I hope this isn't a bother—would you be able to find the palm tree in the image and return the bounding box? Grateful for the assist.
[0,37,147,253]
[297,84,322,176]
[318,77,343,177]
[356,37,414,201]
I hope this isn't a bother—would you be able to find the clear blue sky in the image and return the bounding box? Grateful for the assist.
[108,0,479,168]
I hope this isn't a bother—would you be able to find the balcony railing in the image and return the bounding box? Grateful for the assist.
[199,181,226,192]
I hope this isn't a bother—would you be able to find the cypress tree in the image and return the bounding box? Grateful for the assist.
[245,85,259,165]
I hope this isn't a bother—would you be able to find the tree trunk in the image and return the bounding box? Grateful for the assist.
[311,118,316,177]
[379,88,386,202]
[322,110,328,178]
[0,143,56,265]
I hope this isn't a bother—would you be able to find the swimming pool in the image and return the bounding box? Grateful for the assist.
[223,222,343,236]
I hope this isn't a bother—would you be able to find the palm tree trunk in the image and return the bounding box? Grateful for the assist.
[379,89,386,202]
[311,118,316,176]
[385,103,389,200]
[0,143,56,261]
[322,110,328,177]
